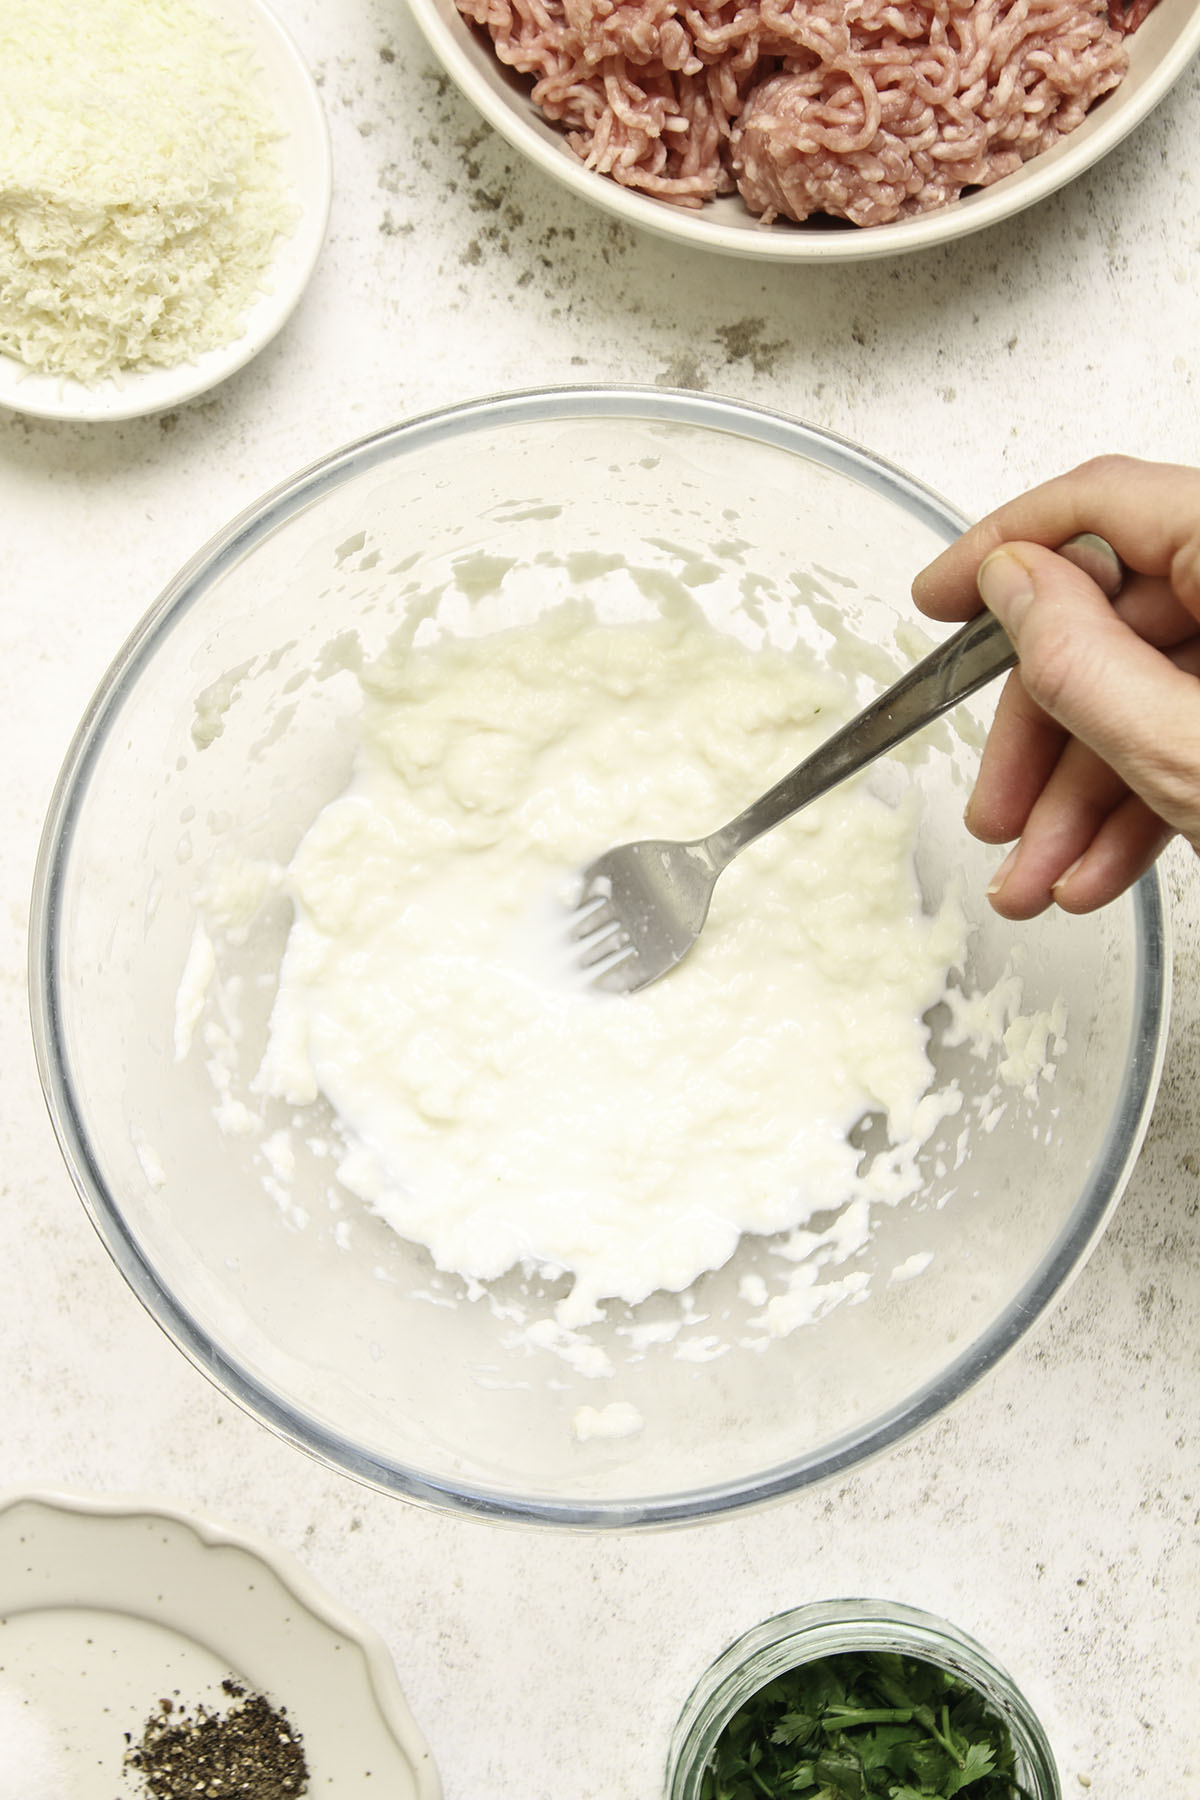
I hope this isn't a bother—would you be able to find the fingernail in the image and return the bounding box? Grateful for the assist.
[986,846,1018,896]
[977,549,1034,627]
[1060,532,1124,601]
[1051,855,1084,898]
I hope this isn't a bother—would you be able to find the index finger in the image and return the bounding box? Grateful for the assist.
[912,455,1200,622]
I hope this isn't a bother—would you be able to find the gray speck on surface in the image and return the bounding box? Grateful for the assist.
[715,317,789,375]
[656,351,710,391]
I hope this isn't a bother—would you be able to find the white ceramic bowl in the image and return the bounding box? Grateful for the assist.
[403,0,1200,261]
[0,0,331,424]
[30,387,1170,1527]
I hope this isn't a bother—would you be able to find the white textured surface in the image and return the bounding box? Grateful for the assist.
[2,6,1199,1798]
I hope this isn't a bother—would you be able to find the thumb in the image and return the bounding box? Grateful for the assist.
[978,543,1200,846]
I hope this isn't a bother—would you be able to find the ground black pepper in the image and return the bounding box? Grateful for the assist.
[123,1678,309,1799]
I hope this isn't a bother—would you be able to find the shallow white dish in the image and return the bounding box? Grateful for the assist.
[404,0,1200,262]
[0,1489,441,1798]
[0,0,331,424]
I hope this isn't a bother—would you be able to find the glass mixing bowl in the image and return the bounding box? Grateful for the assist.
[30,387,1170,1527]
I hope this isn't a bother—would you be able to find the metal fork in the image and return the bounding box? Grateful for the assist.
[570,533,1123,995]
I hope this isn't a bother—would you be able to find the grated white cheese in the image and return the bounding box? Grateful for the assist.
[0,0,298,383]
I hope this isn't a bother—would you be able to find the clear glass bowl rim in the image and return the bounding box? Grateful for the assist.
[27,384,1173,1529]
[665,1596,1061,1799]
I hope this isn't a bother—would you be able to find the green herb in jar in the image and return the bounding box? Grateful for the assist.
[703,1649,1031,1800]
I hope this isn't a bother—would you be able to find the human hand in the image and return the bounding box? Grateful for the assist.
[911,456,1200,919]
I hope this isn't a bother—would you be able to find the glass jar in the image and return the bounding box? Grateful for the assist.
[665,1598,1060,1800]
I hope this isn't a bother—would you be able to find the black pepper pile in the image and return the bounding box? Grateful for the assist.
[124,1679,309,1799]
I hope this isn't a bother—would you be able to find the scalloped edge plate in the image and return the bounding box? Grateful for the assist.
[0,0,332,423]
[0,1489,441,1798]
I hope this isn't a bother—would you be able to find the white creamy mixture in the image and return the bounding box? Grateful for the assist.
[251,601,970,1327]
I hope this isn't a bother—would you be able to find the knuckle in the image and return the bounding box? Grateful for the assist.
[1138,737,1200,828]
[1016,617,1079,719]
[1170,527,1200,615]
[1067,452,1135,488]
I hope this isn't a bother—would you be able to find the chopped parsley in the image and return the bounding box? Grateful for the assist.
[702,1649,1035,1800]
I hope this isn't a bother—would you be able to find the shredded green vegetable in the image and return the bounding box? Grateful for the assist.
[702,1649,1035,1800]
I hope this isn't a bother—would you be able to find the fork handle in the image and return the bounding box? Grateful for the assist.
[705,532,1122,869]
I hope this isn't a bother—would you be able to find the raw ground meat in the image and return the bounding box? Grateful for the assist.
[454,0,1158,225]
[734,1,1130,227]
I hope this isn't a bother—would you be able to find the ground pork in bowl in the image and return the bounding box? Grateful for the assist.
[403,0,1200,260]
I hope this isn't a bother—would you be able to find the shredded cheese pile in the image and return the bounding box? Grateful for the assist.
[0,0,298,384]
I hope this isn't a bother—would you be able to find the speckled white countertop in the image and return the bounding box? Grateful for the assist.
[3,5,1199,1797]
